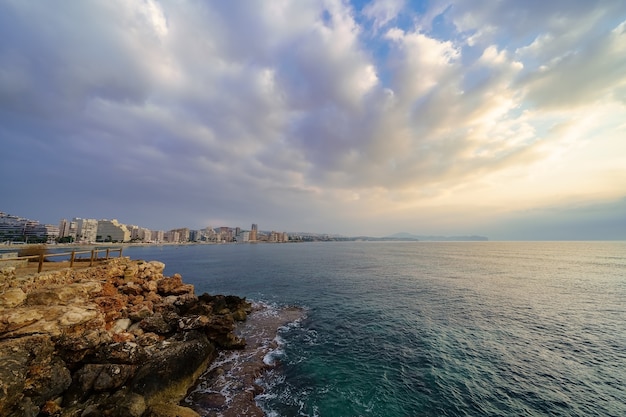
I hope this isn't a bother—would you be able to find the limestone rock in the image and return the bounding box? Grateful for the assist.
[0,257,253,416]
[156,274,183,295]
[0,287,26,308]
[111,318,131,334]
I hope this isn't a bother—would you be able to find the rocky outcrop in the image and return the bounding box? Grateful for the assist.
[0,257,252,417]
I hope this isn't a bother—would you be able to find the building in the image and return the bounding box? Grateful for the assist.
[151,230,164,243]
[237,231,250,243]
[58,219,78,241]
[0,213,28,242]
[268,231,288,243]
[75,218,98,243]
[96,219,131,242]
[164,230,180,243]
[170,228,190,243]
[250,223,258,241]
[127,225,152,242]
[0,212,58,243]
[218,227,233,242]
[196,227,217,242]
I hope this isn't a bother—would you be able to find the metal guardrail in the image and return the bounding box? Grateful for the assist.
[0,247,123,273]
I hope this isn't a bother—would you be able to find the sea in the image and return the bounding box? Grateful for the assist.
[120,241,626,417]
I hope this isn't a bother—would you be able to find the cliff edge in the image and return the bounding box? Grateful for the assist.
[0,257,252,417]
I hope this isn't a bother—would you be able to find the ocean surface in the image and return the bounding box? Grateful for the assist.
[122,241,626,417]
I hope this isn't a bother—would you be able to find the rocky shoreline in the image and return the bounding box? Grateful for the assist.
[0,257,264,416]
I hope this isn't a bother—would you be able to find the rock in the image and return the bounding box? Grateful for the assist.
[40,399,62,416]
[123,263,139,280]
[111,392,147,417]
[55,328,111,354]
[146,402,200,417]
[112,332,135,343]
[58,306,99,327]
[187,391,227,410]
[142,280,158,292]
[120,282,143,296]
[76,364,135,391]
[0,308,43,334]
[0,257,253,416]
[94,341,146,364]
[139,313,173,334]
[22,355,71,407]
[213,332,247,350]
[178,315,210,331]
[232,308,247,321]
[136,332,161,347]
[131,332,215,400]
[26,282,101,306]
[0,335,70,416]
[111,318,131,334]
[0,287,26,307]
[157,275,194,296]
[157,274,183,295]
[94,295,128,323]
[128,305,153,322]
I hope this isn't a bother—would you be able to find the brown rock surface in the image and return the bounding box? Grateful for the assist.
[0,257,253,417]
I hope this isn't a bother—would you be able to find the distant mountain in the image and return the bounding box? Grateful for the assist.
[387,233,488,241]
[387,232,420,240]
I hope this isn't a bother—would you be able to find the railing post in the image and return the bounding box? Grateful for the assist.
[106,248,110,260]
[119,247,123,258]
[90,249,95,266]
[38,253,44,273]
[70,251,76,268]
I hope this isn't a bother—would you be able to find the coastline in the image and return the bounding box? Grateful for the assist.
[185,303,305,416]
[0,256,300,416]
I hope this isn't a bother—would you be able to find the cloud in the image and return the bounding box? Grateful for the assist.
[362,0,405,31]
[1,0,625,237]
[445,0,626,46]
[520,20,626,109]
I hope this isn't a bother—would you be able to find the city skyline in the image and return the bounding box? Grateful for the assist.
[1,1,625,240]
[2,210,296,244]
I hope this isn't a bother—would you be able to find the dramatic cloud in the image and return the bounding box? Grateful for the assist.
[1,0,625,239]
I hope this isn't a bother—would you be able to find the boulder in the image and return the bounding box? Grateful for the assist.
[157,274,183,295]
[0,335,70,416]
[131,331,216,402]
[139,313,173,335]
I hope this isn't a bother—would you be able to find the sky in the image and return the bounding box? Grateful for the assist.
[1,0,625,240]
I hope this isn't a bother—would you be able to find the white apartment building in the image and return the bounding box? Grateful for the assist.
[151,230,164,243]
[96,219,131,242]
[74,218,98,243]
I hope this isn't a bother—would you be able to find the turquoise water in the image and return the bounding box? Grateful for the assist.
[123,241,626,416]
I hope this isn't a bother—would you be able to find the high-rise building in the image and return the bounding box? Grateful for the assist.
[170,228,190,242]
[250,223,258,241]
[75,218,98,243]
[151,230,164,243]
[58,219,70,238]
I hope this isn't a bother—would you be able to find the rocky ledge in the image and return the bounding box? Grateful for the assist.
[0,258,252,417]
